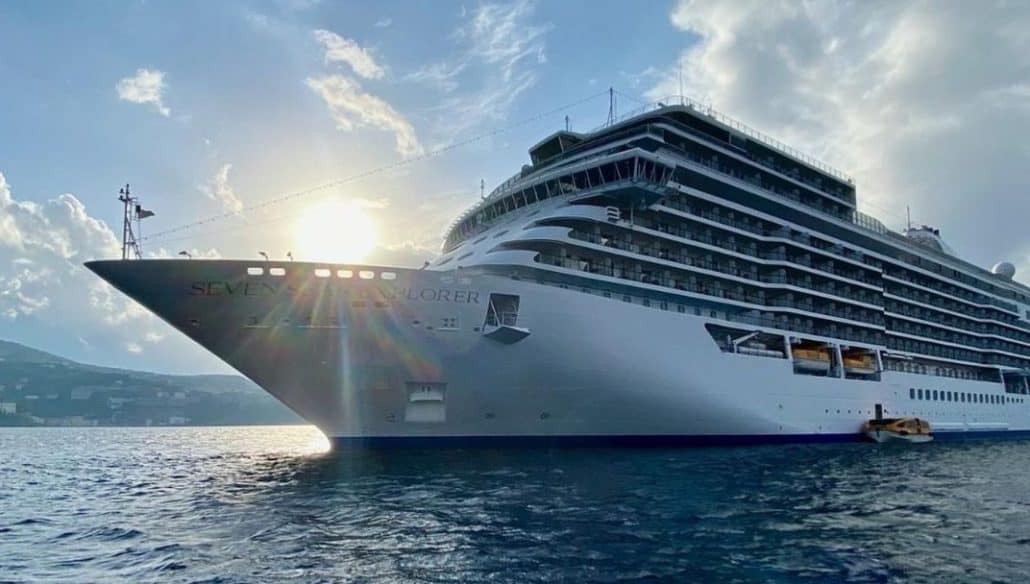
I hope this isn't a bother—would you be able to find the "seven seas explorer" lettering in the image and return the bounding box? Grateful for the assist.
[189,281,479,304]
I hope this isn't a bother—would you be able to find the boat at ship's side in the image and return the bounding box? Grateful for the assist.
[88,100,1030,446]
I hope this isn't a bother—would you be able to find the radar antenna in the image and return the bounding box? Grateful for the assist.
[118,184,155,260]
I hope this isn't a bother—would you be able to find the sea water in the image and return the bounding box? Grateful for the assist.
[2,426,1030,583]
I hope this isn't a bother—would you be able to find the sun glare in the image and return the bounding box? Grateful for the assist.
[294,199,378,264]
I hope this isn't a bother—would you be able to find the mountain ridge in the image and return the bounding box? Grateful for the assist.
[0,339,300,426]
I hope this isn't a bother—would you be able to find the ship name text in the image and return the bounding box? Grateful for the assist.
[189,281,479,304]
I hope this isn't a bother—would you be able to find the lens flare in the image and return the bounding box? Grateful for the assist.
[293,199,377,264]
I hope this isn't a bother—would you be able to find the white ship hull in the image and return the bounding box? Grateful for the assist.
[87,259,1030,446]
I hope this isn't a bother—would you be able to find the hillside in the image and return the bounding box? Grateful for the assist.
[0,340,302,426]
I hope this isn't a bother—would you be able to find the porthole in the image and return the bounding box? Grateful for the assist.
[247,267,264,276]
[314,268,331,278]
[381,271,397,280]
[359,270,374,280]
[269,267,286,276]
[338,269,353,278]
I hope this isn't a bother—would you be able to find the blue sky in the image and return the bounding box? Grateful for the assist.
[3,0,1030,373]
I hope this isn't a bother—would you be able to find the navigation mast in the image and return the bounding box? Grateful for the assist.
[118,184,154,260]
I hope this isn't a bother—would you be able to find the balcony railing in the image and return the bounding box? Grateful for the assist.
[538,254,885,329]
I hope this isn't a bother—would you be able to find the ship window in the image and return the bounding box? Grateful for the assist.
[359,270,375,280]
[269,267,286,276]
[247,267,264,276]
[338,269,353,278]
[314,269,331,278]
[917,389,923,400]
[441,317,459,330]
[909,388,915,399]
[381,272,397,280]
[932,390,938,400]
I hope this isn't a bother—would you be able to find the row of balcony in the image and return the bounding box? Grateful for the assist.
[538,253,884,331]
[619,216,881,287]
[658,196,882,270]
[882,360,997,383]
[885,299,1030,347]
[566,231,882,307]
[885,270,1019,315]
[886,336,1030,369]
[887,318,1030,359]
[885,281,1014,321]
[661,136,853,219]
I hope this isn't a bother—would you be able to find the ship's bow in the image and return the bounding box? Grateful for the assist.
[86,259,355,432]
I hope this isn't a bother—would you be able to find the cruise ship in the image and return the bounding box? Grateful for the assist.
[87,98,1030,446]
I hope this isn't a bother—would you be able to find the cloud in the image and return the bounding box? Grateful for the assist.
[406,61,466,93]
[0,172,227,372]
[200,163,244,213]
[367,241,438,268]
[147,247,222,260]
[409,0,551,139]
[115,68,170,117]
[307,74,422,157]
[143,331,165,343]
[374,17,392,28]
[308,29,421,157]
[649,0,1030,274]
[313,29,385,79]
[457,0,549,82]
[0,171,135,323]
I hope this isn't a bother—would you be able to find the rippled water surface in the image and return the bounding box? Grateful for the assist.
[3,427,1030,583]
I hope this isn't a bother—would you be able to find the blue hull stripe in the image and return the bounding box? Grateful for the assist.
[331,430,1030,449]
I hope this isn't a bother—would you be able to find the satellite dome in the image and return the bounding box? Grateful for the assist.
[992,261,1016,279]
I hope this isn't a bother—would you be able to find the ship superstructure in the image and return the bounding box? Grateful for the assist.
[88,98,1030,445]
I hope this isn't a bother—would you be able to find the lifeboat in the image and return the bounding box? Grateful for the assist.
[792,348,831,372]
[862,417,933,443]
[843,354,877,375]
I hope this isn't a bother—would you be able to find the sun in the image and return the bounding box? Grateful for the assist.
[293,199,378,264]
